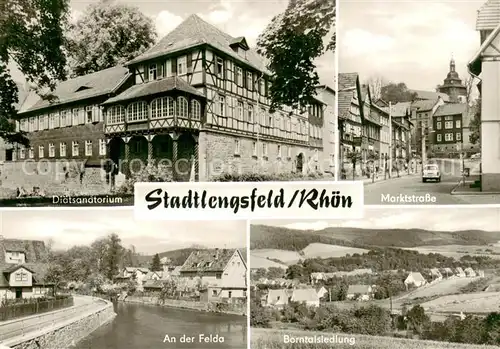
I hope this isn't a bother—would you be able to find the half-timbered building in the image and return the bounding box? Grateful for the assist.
[102,14,326,180]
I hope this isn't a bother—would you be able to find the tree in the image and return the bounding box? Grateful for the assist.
[464,76,475,105]
[346,150,362,180]
[366,76,388,101]
[381,83,417,104]
[469,98,481,146]
[103,233,123,280]
[256,0,335,112]
[406,305,430,335]
[0,0,69,146]
[150,253,161,271]
[66,0,156,77]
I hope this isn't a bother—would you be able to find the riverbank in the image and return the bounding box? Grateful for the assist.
[120,295,246,316]
[1,296,115,349]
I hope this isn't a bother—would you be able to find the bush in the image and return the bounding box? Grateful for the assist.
[211,172,313,182]
[116,164,173,194]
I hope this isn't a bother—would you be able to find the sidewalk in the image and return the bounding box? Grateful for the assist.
[344,171,418,185]
[451,175,500,195]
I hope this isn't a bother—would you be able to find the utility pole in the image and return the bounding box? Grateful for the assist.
[421,125,427,169]
[389,102,393,178]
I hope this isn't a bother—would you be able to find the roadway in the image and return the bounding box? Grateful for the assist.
[364,159,500,205]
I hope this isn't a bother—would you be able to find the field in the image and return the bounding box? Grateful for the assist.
[251,255,288,269]
[399,277,480,300]
[300,243,369,259]
[251,244,369,267]
[420,291,500,313]
[251,328,499,349]
[403,244,500,260]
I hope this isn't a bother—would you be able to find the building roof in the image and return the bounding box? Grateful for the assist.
[411,99,438,112]
[267,289,289,305]
[0,238,48,263]
[180,248,238,273]
[430,268,442,275]
[390,102,412,117]
[337,89,356,119]
[469,21,500,76]
[411,90,450,102]
[125,267,150,273]
[347,284,371,295]
[434,103,467,117]
[406,272,426,283]
[0,262,50,287]
[477,0,500,30]
[18,66,130,114]
[127,14,269,74]
[103,76,205,105]
[143,279,164,289]
[338,73,359,90]
[291,288,319,302]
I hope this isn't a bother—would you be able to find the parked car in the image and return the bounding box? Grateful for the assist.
[422,164,441,183]
[470,153,481,160]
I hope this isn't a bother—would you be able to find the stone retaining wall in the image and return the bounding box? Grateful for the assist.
[8,302,115,349]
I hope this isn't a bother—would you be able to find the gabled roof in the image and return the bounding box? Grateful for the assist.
[0,262,51,287]
[143,279,164,289]
[347,284,371,294]
[338,73,358,90]
[390,102,412,117]
[127,14,269,74]
[180,248,238,273]
[267,289,289,305]
[477,0,500,30]
[469,21,500,76]
[102,76,205,105]
[411,99,438,112]
[291,288,319,302]
[434,103,467,117]
[406,272,426,283]
[411,90,450,102]
[2,264,35,274]
[0,238,48,263]
[19,66,130,114]
[125,267,149,273]
[337,89,356,119]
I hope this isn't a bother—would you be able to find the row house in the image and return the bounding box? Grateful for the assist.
[360,85,382,169]
[432,103,467,157]
[12,14,327,183]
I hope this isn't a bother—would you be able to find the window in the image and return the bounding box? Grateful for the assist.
[86,106,93,123]
[216,273,222,279]
[149,64,157,80]
[72,108,78,125]
[456,120,461,128]
[259,79,264,95]
[48,114,54,129]
[436,122,442,130]
[236,67,243,86]
[29,148,34,159]
[234,139,240,155]
[127,101,148,122]
[237,101,243,120]
[177,97,188,118]
[60,143,66,157]
[247,105,254,123]
[445,133,453,141]
[252,141,257,156]
[218,95,225,116]
[445,121,453,129]
[72,141,79,157]
[277,144,281,158]
[247,72,253,90]
[262,143,268,157]
[268,115,273,127]
[177,57,186,75]
[228,291,232,299]
[107,105,125,124]
[456,132,462,141]
[215,57,224,77]
[191,100,201,120]
[135,65,144,84]
[38,145,44,158]
[15,270,28,282]
[49,143,55,157]
[85,140,92,156]
[19,148,25,159]
[212,290,217,296]
[151,97,174,119]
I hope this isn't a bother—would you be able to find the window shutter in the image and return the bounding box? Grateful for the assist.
[172,58,177,75]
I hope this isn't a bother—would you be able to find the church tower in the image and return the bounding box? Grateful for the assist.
[437,56,467,103]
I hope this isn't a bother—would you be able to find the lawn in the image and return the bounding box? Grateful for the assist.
[251,328,500,349]
[421,291,500,313]
[400,277,480,300]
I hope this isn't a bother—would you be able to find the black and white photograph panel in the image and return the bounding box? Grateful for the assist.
[338,0,500,205]
[0,0,335,207]
[250,207,500,349]
[0,210,248,349]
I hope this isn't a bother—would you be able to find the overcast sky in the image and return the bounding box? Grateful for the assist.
[339,0,482,90]
[0,209,247,254]
[254,207,500,232]
[10,0,334,86]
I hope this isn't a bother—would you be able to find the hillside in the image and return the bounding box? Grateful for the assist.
[250,225,500,251]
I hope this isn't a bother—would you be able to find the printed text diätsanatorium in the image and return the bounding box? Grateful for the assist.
[144,188,353,213]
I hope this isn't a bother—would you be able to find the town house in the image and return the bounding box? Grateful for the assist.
[179,248,247,302]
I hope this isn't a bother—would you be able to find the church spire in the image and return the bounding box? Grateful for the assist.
[450,54,455,72]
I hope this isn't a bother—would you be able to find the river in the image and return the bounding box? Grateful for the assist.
[74,302,247,349]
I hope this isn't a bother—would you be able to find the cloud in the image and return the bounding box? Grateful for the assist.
[155,10,184,38]
[339,1,481,90]
[284,221,330,231]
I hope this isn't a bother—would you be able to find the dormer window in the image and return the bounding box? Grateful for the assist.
[75,86,91,92]
[149,64,157,80]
